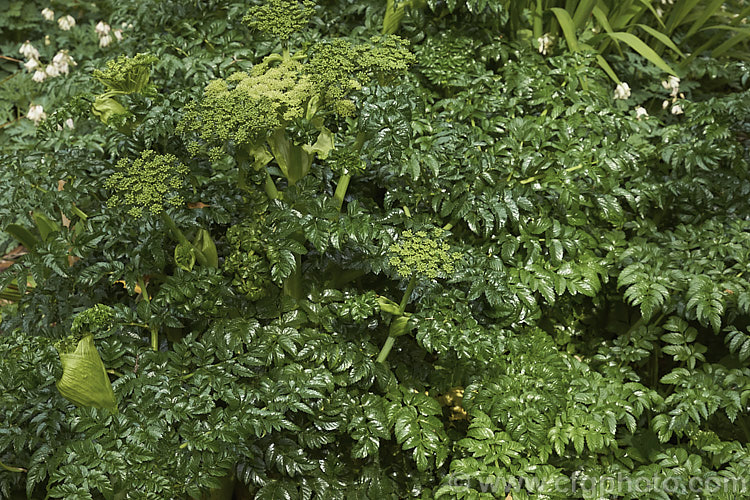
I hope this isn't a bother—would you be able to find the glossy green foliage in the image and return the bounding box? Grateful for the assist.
[2,0,750,499]
[224,221,274,301]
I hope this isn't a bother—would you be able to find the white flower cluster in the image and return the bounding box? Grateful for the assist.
[58,14,76,31]
[661,75,683,115]
[95,21,124,47]
[537,34,553,56]
[19,40,76,83]
[613,82,631,100]
[655,0,674,18]
[27,104,47,125]
[41,7,75,30]
[26,103,74,129]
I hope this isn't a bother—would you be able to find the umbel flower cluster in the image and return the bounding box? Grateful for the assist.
[178,36,414,148]
[93,53,158,94]
[389,228,462,279]
[179,57,312,146]
[243,0,315,40]
[307,36,415,116]
[105,150,188,218]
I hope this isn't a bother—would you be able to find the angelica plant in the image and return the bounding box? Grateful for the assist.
[105,150,217,269]
[376,227,462,363]
[178,1,414,300]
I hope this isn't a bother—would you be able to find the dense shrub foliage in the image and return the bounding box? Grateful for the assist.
[1,1,750,499]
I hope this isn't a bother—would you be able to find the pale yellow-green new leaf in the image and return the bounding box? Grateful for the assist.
[56,334,118,413]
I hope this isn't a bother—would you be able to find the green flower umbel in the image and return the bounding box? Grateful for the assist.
[389,228,462,280]
[243,0,316,41]
[105,150,189,218]
[177,57,312,148]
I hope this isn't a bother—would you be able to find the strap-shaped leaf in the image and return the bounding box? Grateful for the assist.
[636,23,686,58]
[684,0,724,40]
[572,0,597,30]
[606,31,677,75]
[551,8,579,52]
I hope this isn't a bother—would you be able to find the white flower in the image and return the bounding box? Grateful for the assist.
[635,106,648,120]
[113,29,123,41]
[44,35,51,46]
[58,14,75,30]
[19,41,40,60]
[671,103,683,115]
[41,8,54,21]
[537,34,552,56]
[24,58,40,71]
[64,118,75,129]
[661,75,680,97]
[52,50,75,74]
[99,34,113,47]
[45,64,60,78]
[27,104,47,124]
[32,70,47,82]
[613,82,631,100]
[95,21,111,36]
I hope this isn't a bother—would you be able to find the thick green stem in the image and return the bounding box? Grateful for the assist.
[376,275,417,363]
[333,173,351,211]
[150,328,158,351]
[160,211,209,267]
[398,274,417,314]
[332,132,365,211]
[533,0,543,40]
[283,252,303,299]
[137,277,158,352]
[376,336,396,363]
[382,0,402,34]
